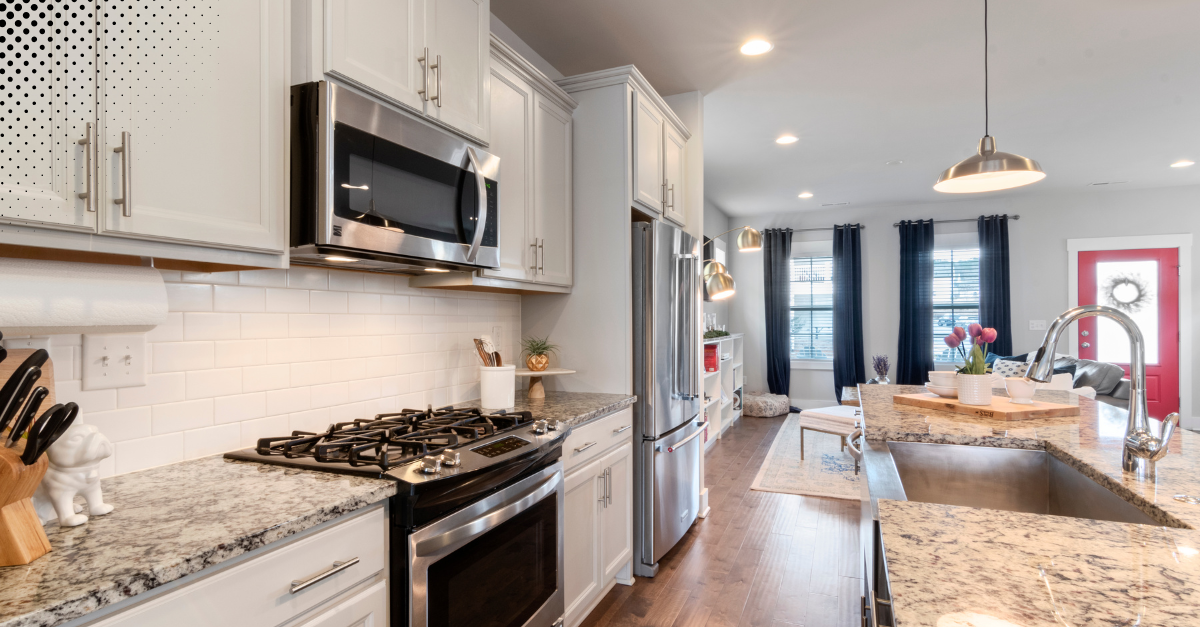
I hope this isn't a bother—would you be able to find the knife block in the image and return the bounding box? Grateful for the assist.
[0,443,51,566]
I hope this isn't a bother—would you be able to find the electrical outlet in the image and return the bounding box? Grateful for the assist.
[1029,320,1048,331]
[1,336,51,351]
[82,333,147,390]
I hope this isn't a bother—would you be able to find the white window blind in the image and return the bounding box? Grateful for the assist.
[933,248,981,361]
[790,256,834,360]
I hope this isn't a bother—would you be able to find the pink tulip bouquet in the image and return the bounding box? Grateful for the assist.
[944,323,998,375]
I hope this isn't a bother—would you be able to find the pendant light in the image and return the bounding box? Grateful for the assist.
[701,226,763,300]
[935,0,1045,193]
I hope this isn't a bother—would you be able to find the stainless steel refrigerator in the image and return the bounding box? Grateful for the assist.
[631,220,703,578]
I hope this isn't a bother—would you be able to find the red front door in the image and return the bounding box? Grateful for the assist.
[1078,248,1179,418]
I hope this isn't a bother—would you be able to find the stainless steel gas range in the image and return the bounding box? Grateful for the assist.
[225,406,567,627]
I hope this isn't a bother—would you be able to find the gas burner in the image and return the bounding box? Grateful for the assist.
[251,405,534,471]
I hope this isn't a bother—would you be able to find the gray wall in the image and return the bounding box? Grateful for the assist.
[727,184,1200,416]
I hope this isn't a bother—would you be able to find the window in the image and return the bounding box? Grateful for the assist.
[790,256,834,360]
[933,248,981,361]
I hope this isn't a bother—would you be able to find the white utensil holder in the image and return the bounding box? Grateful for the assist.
[480,365,516,409]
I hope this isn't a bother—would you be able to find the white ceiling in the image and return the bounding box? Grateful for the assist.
[493,0,1200,216]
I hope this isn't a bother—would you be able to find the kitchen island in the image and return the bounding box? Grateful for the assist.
[859,384,1200,626]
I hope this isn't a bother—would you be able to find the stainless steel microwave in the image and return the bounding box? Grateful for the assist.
[290,81,500,273]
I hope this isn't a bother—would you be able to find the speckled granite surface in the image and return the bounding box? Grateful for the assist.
[0,456,395,627]
[454,390,636,429]
[861,384,1200,626]
[878,499,1200,627]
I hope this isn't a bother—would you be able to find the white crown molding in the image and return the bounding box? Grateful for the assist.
[555,65,691,140]
[489,34,577,113]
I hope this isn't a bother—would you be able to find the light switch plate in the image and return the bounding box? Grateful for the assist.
[82,333,147,390]
[1029,320,1048,331]
[1,337,51,351]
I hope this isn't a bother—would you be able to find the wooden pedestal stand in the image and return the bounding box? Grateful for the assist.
[514,368,576,399]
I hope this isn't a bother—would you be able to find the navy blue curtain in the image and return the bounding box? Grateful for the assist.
[978,215,1013,356]
[832,224,866,399]
[763,228,793,397]
[896,220,935,385]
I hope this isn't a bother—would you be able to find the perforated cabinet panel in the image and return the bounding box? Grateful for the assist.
[0,1,98,231]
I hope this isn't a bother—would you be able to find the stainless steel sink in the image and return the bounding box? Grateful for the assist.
[886,441,1162,526]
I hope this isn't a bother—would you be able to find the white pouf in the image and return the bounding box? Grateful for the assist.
[743,392,790,417]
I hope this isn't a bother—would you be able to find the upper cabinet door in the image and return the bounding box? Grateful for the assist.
[325,0,427,114]
[0,6,97,233]
[99,0,287,253]
[425,0,490,143]
[482,60,534,283]
[533,93,573,287]
[662,124,686,227]
[632,91,664,215]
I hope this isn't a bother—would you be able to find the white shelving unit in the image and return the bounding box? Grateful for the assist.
[702,333,743,450]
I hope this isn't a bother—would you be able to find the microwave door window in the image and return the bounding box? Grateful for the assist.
[371,151,462,242]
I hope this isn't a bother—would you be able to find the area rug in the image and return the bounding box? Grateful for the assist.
[750,413,860,500]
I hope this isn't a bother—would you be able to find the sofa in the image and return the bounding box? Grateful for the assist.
[991,353,1130,409]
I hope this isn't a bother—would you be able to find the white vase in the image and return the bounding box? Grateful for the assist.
[957,374,993,406]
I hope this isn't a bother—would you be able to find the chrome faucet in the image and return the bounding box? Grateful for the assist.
[1027,305,1180,474]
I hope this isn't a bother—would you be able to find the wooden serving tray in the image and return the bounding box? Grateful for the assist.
[893,392,1080,421]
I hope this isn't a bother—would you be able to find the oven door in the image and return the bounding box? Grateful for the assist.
[409,463,564,627]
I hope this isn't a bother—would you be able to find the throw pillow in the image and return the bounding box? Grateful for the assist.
[992,359,1028,379]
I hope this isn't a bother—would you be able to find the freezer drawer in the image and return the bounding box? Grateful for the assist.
[640,421,702,566]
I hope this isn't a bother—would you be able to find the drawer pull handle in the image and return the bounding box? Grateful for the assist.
[290,557,359,594]
[613,425,631,434]
[574,441,597,453]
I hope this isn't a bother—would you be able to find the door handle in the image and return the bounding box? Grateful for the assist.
[465,146,486,263]
[538,239,544,275]
[290,558,359,594]
[613,425,631,434]
[77,123,94,211]
[530,241,538,271]
[666,427,704,453]
[598,471,606,508]
[605,467,612,505]
[113,131,132,216]
[574,441,597,453]
[431,54,442,107]
[417,48,431,101]
[1082,342,1091,348]
[668,183,676,210]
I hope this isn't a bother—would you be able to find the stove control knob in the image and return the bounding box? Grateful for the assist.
[419,456,442,474]
[547,420,560,431]
[533,420,548,434]
[440,452,461,467]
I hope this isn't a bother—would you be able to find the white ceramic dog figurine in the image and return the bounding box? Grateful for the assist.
[32,423,115,527]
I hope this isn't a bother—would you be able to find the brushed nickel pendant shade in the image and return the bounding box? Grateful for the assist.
[699,226,763,301]
[935,0,1044,194]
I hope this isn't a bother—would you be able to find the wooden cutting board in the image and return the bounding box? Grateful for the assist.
[893,392,1080,421]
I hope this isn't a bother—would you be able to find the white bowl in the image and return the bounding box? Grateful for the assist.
[928,372,958,387]
[925,383,959,398]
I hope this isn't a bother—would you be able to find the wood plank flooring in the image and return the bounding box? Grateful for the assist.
[580,415,863,627]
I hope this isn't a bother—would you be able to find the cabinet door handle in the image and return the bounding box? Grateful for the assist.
[668,184,676,210]
[417,47,430,101]
[430,54,442,107]
[530,241,538,271]
[538,239,544,274]
[113,131,132,216]
[605,467,612,505]
[77,123,94,211]
[613,425,631,434]
[574,441,597,453]
[289,558,359,594]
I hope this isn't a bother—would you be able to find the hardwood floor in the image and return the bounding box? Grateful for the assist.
[580,415,863,627]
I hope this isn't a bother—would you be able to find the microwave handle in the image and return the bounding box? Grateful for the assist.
[465,146,487,263]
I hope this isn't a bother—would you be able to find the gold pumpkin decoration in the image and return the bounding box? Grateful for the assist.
[520,336,557,373]
[526,354,550,372]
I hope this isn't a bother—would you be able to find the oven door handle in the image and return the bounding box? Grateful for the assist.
[465,146,487,263]
[413,468,561,556]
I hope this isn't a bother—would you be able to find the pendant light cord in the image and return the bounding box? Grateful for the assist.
[984,0,989,138]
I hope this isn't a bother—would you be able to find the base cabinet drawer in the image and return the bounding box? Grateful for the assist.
[89,507,386,627]
[563,408,633,471]
[294,580,388,627]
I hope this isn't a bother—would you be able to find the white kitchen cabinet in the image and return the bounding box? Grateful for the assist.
[562,409,634,627]
[663,124,687,227]
[532,92,574,286]
[325,0,428,113]
[425,0,490,142]
[98,0,289,254]
[632,92,666,215]
[482,57,535,282]
[86,506,387,627]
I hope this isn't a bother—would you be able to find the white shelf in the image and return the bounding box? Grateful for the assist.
[704,370,720,379]
[703,397,718,410]
[720,399,733,409]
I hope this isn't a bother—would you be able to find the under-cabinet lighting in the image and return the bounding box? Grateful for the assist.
[324,256,359,263]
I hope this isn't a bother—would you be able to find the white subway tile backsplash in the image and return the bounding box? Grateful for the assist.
[42,277,518,477]
[152,399,215,434]
[214,286,266,313]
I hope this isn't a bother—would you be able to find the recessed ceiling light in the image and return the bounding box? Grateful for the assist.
[1171,160,1195,168]
[424,268,451,273]
[324,256,359,263]
[740,39,773,55]
[1088,181,1127,186]
[776,135,798,145]
[798,192,814,198]
[821,202,849,207]
[885,160,904,166]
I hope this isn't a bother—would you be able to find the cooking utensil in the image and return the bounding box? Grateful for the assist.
[5,386,48,448]
[21,403,77,466]
[480,335,501,367]
[473,339,493,366]
[0,365,42,436]
[492,352,503,367]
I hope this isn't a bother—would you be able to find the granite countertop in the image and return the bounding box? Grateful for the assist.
[0,456,395,627]
[858,384,1200,626]
[0,391,635,627]
[453,390,636,429]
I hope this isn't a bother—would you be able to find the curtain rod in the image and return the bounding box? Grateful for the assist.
[892,214,1019,227]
